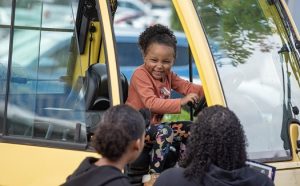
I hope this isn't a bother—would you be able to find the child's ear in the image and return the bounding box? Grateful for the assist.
[133,137,144,151]
[131,132,145,151]
[127,139,144,163]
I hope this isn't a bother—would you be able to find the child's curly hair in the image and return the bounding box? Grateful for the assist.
[92,105,145,161]
[138,24,177,57]
[180,105,247,184]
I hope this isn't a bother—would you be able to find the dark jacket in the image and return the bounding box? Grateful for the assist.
[61,157,131,186]
[154,164,275,186]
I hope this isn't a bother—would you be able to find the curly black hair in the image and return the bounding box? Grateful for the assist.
[180,105,247,183]
[92,104,145,161]
[138,24,177,57]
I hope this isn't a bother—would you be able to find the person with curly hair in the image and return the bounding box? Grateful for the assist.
[154,105,274,186]
[126,24,203,177]
[62,104,145,186]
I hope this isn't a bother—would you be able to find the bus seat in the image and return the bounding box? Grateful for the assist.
[79,63,128,111]
[64,62,128,114]
[84,63,109,110]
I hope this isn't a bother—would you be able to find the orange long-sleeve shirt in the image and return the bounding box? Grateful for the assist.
[126,65,203,124]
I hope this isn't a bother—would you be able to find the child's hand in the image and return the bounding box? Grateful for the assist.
[180,93,199,106]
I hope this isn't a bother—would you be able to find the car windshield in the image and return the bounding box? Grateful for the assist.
[193,0,300,161]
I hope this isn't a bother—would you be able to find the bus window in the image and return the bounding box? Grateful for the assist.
[1,0,88,145]
[114,0,201,121]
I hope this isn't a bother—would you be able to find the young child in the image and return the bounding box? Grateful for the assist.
[62,105,145,186]
[126,24,203,175]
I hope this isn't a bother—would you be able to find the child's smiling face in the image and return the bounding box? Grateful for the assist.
[143,42,175,81]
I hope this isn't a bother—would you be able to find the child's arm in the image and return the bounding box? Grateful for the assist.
[171,72,204,97]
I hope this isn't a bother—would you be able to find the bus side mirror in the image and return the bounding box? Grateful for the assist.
[290,123,300,161]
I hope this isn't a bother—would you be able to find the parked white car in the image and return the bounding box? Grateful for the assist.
[114,0,155,28]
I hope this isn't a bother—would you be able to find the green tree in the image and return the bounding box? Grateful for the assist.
[192,0,273,66]
[170,3,183,31]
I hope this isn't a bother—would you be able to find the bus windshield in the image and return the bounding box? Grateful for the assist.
[0,0,91,145]
[193,0,300,161]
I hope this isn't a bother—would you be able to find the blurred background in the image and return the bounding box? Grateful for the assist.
[113,0,181,31]
[286,0,300,32]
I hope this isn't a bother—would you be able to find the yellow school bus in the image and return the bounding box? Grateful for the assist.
[0,0,299,185]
